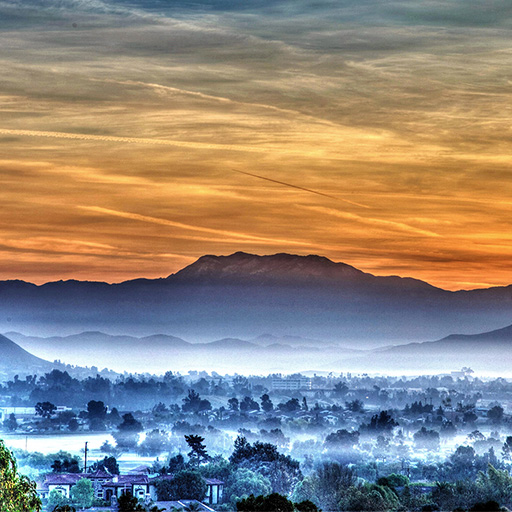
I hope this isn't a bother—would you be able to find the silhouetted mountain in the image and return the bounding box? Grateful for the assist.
[171,252,370,285]
[1,252,512,345]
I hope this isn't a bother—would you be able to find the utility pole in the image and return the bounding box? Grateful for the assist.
[84,441,88,474]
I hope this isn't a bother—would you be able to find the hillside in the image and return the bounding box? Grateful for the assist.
[342,323,512,374]
[0,333,54,378]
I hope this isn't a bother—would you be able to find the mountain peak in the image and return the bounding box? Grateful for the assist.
[170,252,365,284]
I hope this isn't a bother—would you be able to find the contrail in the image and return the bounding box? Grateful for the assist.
[1,127,370,208]
[0,128,265,154]
[98,79,342,129]
[231,169,370,209]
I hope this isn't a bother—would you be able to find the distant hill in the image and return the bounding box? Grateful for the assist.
[342,323,512,374]
[5,331,362,374]
[0,333,120,379]
[1,252,512,345]
[0,333,49,367]
[251,334,345,350]
[0,333,56,378]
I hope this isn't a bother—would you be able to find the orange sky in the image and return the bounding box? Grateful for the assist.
[1,1,512,290]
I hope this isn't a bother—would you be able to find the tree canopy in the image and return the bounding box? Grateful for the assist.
[0,440,41,512]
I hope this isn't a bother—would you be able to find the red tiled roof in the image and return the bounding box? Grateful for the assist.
[44,474,82,485]
[86,470,112,479]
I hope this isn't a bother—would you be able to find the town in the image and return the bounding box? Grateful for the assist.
[2,368,512,511]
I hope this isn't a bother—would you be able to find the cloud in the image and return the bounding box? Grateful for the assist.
[77,206,315,248]
[303,205,442,238]
[1,0,512,288]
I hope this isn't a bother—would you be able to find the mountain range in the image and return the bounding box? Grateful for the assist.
[1,252,512,346]
[3,322,512,375]
[3,331,360,374]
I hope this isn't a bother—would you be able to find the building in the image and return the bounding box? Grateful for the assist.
[205,478,224,505]
[0,405,72,422]
[37,470,224,507]
[271,377,312,391]
[37,470,114,500]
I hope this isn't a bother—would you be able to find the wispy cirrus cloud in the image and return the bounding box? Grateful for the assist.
[1,0,512,288]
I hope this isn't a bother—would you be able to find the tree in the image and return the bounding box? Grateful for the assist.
[0,440,41,511]
[89,456,119,474]
[118,493,146,512]
[87,400,107,420]
[488,405,504,425]
[295,500,320,512]
[362,410,398,432]
[138,429,169,456]
[47,489,70,510]
[311,462,356,511]
[345,400,364,413]
[260,394,273,413]
[67,418,79,432]
[109,407,122,426]
[185,435,209,466]
[476,464,512,506]
[182,390,211,414]
[70,478,93,509]
[377,473,410,488]
[156,470,206,501]
[333,381,349,397]
[228,398,239,411]
[240,396,260,413]
[225,468,272,505]
[277,399,301,413]
[87,400,107,430]
[113,413,143,449]
[35,401,57,419]
[413,427,440,450]
[339,483,400,511]
[229,437,301,494]
[3,413,18,432]
[236,493,295,512]
[51,456,80,473]
[324,429,359,450]
[502,436,512,462]
[167,453,187,473]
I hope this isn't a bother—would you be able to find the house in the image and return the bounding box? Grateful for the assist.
[147,476,223,505]
[205,478,224,505]
[38,473,81,499]
[37,471,224,507]
[101,474,150,502]
[38,470,115,500]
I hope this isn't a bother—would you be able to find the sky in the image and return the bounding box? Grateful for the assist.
[1,0,512,290]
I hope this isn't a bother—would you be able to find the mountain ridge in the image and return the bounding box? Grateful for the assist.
[1,252,512,343]
[0,252,449,290]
